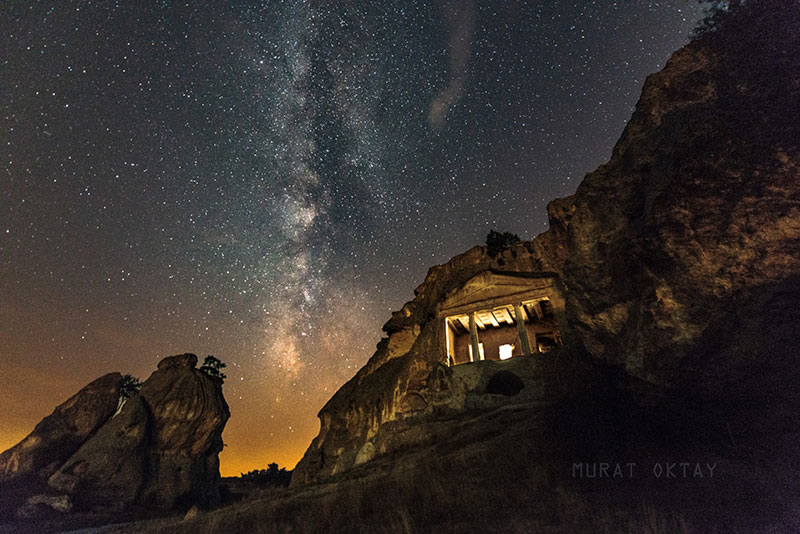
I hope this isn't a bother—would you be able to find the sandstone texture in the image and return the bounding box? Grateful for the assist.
[0,354,229,519]
[294,5,800,492]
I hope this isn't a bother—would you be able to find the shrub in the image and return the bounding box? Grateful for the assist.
[241,463,292,487]
[486,230,520,257]
[120,374,142,399]
[200,355,227,382]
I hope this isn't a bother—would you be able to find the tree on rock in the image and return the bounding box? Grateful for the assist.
[199,355,227,382]
[114,374,142,416]
[486,230,520,257]
[120,374,142,399]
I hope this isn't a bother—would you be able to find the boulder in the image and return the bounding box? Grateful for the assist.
[47,394,150,510]
[0,354,229,516]
[135,353,229,510]
[47,353,230,512]
[0,373,123,482]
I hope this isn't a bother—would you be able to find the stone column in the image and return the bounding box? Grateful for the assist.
[469,312,481,362]
[514,303,533,356]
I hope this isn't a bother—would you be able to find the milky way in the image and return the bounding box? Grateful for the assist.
[1,1,704,474]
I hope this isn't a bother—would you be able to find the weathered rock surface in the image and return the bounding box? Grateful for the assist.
[15,493,72,520]
[135,353,229,509]
[294,3,800,494]
[0,354,229,519]
[553,41,800,394]
[47,393,150,510]
[47,353,230,512]
[0,373,123,482]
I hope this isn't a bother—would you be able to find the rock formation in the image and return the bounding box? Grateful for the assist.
[291,238,585,485]
[0,354,229,518]
[0,373,124,483]
[293,3,800,492]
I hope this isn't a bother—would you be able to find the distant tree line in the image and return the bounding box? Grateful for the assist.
[240,463,292,487]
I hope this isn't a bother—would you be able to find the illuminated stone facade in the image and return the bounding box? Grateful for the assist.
[438,271,564,365]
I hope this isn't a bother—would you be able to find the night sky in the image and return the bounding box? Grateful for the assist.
[1,1,703,475]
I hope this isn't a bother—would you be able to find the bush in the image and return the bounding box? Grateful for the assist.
[241,463,292,487]
[120,374,142,399]
[486,230,520,257]
[200,355,227,382]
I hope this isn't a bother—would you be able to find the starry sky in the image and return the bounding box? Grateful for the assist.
[1,1,704,476]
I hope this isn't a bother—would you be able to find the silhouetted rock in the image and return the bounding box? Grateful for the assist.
[47,394,149,510]
[135,353,229,510]
[0,373,123,482]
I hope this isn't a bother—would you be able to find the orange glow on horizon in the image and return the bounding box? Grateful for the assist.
[0,288,373,484]
[0,355,329,481]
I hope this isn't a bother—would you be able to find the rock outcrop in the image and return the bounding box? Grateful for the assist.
[132,353,229,509]
[0,354,229,518]
[552,42,800,395]
[47,393,150,511]
[294,3,800,490]
[0,373,124,483]
[293,243,576,485]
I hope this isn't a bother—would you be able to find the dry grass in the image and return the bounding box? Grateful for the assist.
[109,419,707,534]
[14,383,800,533]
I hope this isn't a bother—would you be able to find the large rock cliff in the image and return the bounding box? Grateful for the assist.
[293,3,800,493]
[0,354,229,519]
